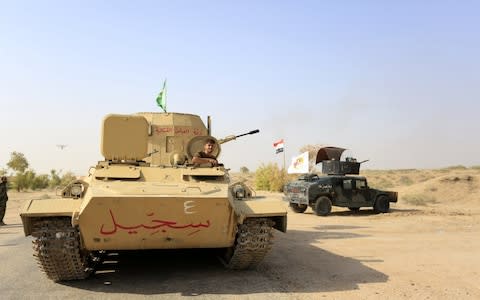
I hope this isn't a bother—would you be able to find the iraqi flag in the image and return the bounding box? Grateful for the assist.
[273,139,284,154]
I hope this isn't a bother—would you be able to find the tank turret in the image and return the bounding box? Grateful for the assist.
[102,113,259,167]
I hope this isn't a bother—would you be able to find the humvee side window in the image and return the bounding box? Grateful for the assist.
[356,180,366,189]
[343,179,352,190]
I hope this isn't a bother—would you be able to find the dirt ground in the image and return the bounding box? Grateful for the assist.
[1,170,480,299]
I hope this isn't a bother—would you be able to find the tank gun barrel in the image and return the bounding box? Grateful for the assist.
[218,129,260,144]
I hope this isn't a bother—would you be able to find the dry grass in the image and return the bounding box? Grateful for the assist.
[371,178,395,189]
[402,193,438,206]
[398,176,414,186]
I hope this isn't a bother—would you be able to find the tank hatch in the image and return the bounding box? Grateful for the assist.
[186,136,221,160]
[101,114,149,161]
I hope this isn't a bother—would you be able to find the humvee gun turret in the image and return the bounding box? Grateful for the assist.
[284,147,397,216]
[19,112,287,281]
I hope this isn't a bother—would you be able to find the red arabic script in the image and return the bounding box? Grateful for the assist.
[99,209,211,235]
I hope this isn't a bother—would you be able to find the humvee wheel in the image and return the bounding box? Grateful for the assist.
[289,203,308,213]
[374,195,390,213]
[31,217,92,281]
[314,196,332,216]
[222,218,275,269]
[348,207,360,212]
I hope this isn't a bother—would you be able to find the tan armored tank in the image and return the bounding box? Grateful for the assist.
[19,112,287,281]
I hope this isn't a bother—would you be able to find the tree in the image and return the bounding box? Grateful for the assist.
[13,170,36,191]
[240,166,250,174]
[254,163,287,192]
[32,174,50,190]
[4,152,77,191]
[60,171,77,186]
[49,169,62,188]
[7,151,29,173]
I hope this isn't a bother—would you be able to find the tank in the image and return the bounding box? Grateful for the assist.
[19,112,287,281]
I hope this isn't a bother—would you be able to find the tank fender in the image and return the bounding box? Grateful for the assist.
[268,215,287,233]
[232,200,287,233]
[19,198,82,236]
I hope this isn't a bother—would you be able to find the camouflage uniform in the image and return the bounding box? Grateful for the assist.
[0,177,8,225]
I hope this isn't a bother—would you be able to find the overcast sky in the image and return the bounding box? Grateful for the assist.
[1,1,479,175]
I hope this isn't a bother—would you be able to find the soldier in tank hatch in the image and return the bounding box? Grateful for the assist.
[192,138,219,167]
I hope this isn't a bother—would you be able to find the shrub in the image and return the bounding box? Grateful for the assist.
[11,170,51,191]
[398,176,414,186]
[49,169,62,188]
[12,170,36,191]
[60,171,77,186]
[32,174,50,190]
[254,163,287,192]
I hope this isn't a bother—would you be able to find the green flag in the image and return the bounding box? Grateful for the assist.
[156,80,167,112]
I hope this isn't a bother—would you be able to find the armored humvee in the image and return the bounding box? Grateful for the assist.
[284,147,397,216]
[20,112,287,281]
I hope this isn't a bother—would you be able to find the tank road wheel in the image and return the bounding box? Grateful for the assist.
[348,207,360,212]
[314,196,332,216]
[289,203,308,213]
[222,218,275,270]
[374,195,390,213]
[31,217,92,281]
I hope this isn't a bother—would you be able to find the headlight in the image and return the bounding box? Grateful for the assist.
[70,184,83,198]
[232,184,246,200]
[236,189,245,198]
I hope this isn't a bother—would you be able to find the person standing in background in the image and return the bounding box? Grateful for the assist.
[0,176,8,226]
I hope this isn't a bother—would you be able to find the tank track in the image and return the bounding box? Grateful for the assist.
[223,218,275,269]
[31,217,91,281]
